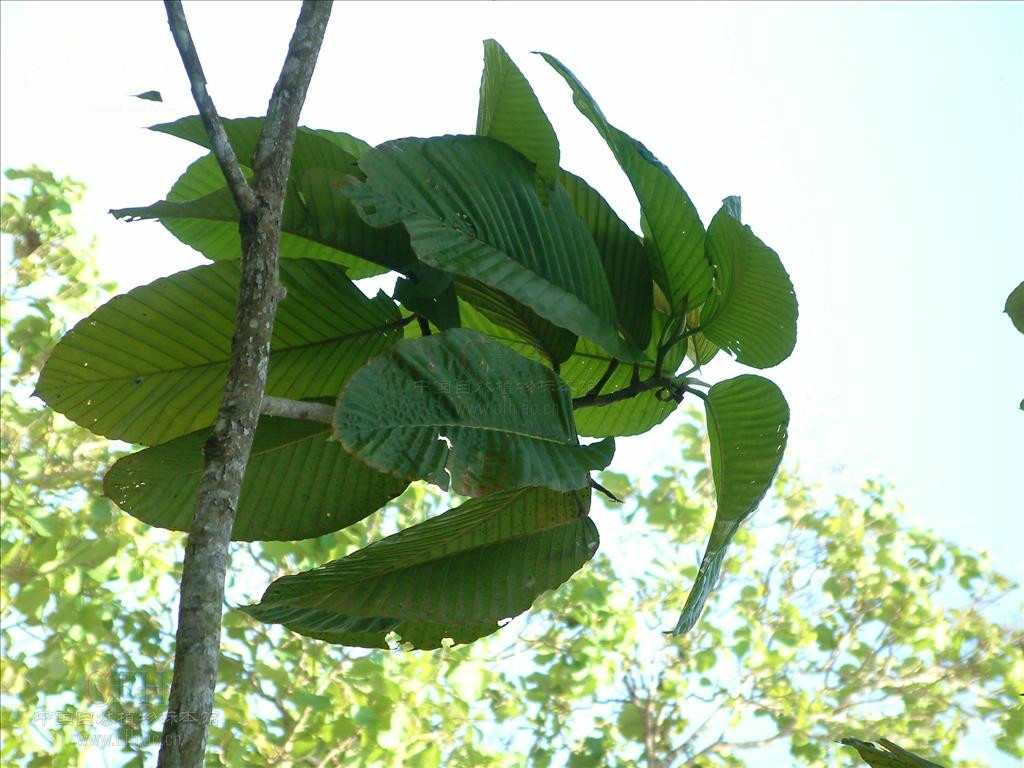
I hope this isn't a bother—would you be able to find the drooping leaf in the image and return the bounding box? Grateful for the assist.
[560,170,653,349]
[344,134,644,363]
[673,375,788,634]
[104,416,407,541]
[242,486,598,649]
[839,738,946,768]
[336,328,614,495]
[36,259,404,445]
[700,201,797,368]
[541,53,711,315]
[1005,280,1024,334]
[476,39,560,183]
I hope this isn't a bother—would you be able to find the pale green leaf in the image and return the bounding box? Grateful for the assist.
[700,201,797,368]
[104,416,407,541]
[673,375,788,634]
[36,260,404,445]
[477,39,560,182]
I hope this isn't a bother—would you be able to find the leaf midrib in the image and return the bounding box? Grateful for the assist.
[265,491,589,607]
[47,318,405,387]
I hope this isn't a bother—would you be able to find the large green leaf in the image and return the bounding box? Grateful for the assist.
[343,134,644,363]
[673,375,788,634]
[36,259,404,445]
[476,39,560,183]
[700,200,797,368]
[560,170,653,349]
[459,302,685,437]
[541,53,711,315]
[115,154,392,279]
[242,486,598,649]
[111,154,409,280]
[104,416,407,541]
[151,115,371,177]
[335,328,615,495]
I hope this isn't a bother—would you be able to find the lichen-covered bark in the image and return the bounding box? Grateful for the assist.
[157,3,332,766]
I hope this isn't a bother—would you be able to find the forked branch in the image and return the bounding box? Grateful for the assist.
[157,2,332,766]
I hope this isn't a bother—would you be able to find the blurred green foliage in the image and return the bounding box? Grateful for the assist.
[1,169,1020,766]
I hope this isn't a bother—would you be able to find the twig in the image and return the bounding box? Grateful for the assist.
[583,359,619,399]
[157,2,332,766]
[572,375,666,409]
[163,1,256,216]
[260,396,334,424]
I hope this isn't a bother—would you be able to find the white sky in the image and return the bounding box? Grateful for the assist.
[2,1,1022,585]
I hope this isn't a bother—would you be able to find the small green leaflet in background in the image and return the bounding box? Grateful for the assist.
[105,416,407,541]
[700,198,798,369]
[336,328,615,495]
[540,52,711,317]
[476,39,560,184]
[673,375,789,634]
[133,90,162,102]
[1005,280,1024,334]
[839,738,946,768]
[35,259,403,445]
[242,486,598,650]
[343,134,645,364]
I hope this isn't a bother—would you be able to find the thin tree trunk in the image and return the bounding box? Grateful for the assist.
[157,2,332,765]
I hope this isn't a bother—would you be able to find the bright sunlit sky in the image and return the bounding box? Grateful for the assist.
[2,0,1022,587]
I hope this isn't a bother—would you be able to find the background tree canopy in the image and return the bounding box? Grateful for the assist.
[2,169,1020,766]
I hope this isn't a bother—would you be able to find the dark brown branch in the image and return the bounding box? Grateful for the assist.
[164,1,256,216]
[157,2,332,766]
[572,374,668,409]
[260,396,333,424]
[583,359,619,399]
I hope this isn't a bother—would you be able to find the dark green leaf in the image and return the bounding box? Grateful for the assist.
[700,201,797,368]
[560,170,653,349]
[1005,280,1024,334]
[344,134,644,363]
[459,303,685,437]
[839,738,946,768]
[457,278,577,365]
[673,375,788,634]
[104,416,407,541]
[336,328,614,495]
[36,260,404,445]
[242,486,598,649]
[541,53,710,315]
[133,91,162,102]
[477,39,560,183]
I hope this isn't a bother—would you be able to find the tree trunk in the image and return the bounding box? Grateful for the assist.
[157,2,332,765]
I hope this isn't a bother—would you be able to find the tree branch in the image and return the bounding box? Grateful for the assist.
[163,1,256,216]
[260,396,333,424]
[157,2,332,766]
